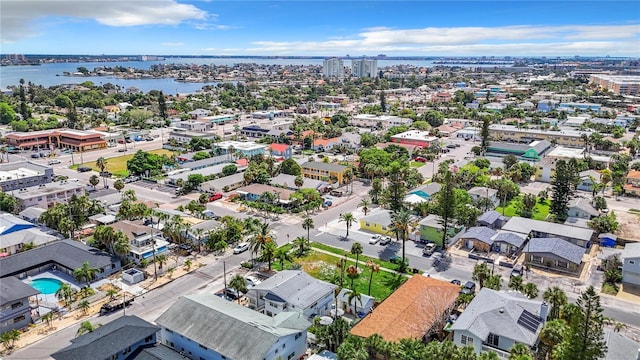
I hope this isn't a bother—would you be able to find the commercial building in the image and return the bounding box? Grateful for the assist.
[213,140,267,158]
[0,161,53,192]
[350,114,413,129]
[167,127,218,144]
[4,129,107,152]
[590,74,640,96]
[351,57,378,78]
[390,130,437,148]
[156,294,310,360]
[488,125,591,148]
[486,140,551,161]
[11,180,85,210]
[322,57,345,78]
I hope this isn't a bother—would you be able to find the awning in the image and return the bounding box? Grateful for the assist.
[0,252,9,258]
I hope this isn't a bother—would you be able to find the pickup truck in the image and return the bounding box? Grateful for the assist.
[100,298,134,315]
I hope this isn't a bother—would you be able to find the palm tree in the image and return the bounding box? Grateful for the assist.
[294,175,304,189]
[262,241,276,270]
[0,329,20,351]
[88,174,99,189]
[248,221,276,260]
[346,288,363,315]
[106,288,118,301]
[56,283,76,308]
[542,286,568,320]
[346,264,358,288]
[113,179,124,192]
[184,259,192,271]
[73,261,99,287]
[358,198,371,216]
[366,260,380,296]
[472,262,492,289]
[522,282,539,299]
[390,208,411,265]
[508,343,533,360]
[41,311,55,329]
[155,254,168,270]
[96,156,108,188]
[539,319,567,360]
[301,216,314,246]
[0,146,7,163]
[77,300,90,316]
[293,236,306,255]
[76,321,101,337]
[193,228,205,257]
[508,275,524,292]
[351,242,363,270]
[275,247,293,270]
[338,212,356,238]
[229,274,247,304]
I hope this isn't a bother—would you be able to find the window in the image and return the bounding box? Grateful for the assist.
[145,335,153,342]
[556,261,568,269]
[11,301,23,309]
[531,255,543,264]
[460,335,474,345]
[629,260,635,265]
[288,352,296,360]
[12,315,25,323]
[295,332,302,340]
[487,333,499,347]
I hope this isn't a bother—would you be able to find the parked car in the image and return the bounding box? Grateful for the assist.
[233,242,250,254]
[460,281,477,294]
[118,148,128,153]
[369,234,381,244]
[144,137,154,141]
[209,193,223,201]
[322,200,333,208]
[380,236,392,245]
[48,159,61,165]
[389,255,402,264]
[510,264,523,278]
[423,243,437,256]
[414,156,427,162]
[330,190,344,197]
[100,171,112,178]
[245,276,262,288]
[450,279,462,285]
[77,166,92,173]
[30,153,40,158]
[446,144,456,149]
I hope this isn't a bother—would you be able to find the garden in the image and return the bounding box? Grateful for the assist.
[495,194,550,221]
[73,149,175,177]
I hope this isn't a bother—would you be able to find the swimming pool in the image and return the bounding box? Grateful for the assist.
[31,278,63,295]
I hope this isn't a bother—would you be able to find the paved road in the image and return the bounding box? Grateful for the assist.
[7,251,251,360]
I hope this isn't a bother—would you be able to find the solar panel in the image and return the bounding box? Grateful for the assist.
[517,309,542,333]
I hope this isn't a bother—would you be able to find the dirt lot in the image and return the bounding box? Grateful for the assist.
[616,211,640,242]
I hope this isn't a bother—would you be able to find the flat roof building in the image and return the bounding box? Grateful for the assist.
[590,74,640,96]
[391,130,437,148]
[0,161,53,192]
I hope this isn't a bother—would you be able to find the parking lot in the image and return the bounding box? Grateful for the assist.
[131,180,176,194]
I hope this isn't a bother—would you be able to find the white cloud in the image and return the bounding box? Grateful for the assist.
[1,0,208,43]
[161,42,184,47]
[246,24,640,56]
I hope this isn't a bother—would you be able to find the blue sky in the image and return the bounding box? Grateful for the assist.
[2,1,639,56]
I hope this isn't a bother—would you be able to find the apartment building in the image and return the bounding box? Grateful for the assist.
[488,125,591,148]
[352,57,378,78]
[301,161,349,185]
[590,74,640,96]
[12,180,85,210]
[0,161,53,192]
[322,57,345,78]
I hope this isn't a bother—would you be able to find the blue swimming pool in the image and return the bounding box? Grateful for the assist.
[31,278,63,295]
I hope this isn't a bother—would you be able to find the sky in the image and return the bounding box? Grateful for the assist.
[1,0,639,57]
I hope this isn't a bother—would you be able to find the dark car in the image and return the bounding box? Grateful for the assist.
[31,153,40,158]
[77,166,92,172]
[460,281,477,294]
[510,264,523,278]
[450,279,462,285]
[100,171,112,178]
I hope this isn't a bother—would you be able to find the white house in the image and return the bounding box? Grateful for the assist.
[567,198,599,220]
[156,294,310,360]
[451,288,548,357]
[336,288,375,317]
[622,242,640,286]
[247,270,336,319]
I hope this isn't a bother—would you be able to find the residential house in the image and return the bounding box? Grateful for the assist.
[214,140,267,158]
[110,221,169,264]
[501,217,594,248]
[301,162,350,186]
[200,172,245,193]
[187,109,211,118]
[418,214,462,248]
[51,316,160,360]
[351,276,459,342]
[0,239,121,280]
[578,170,601,192]
[336,288,375,317]
[156,294,310,360]
[409,183,442,201]
[269,143,292,159]
[359,209,395,236]
[0,161,53,192]
[624,170,640,196]
[0,225,57,256]
[601,330,640,360]
[0,276,39,333]
[18,207,47,225]
[459,227,498,252]
[236,183,295,206]
[621,242,640,286]
[524,238,585,274]
[468,187,499,208]
[270,174,328,192]
[312,137,340,152]
[451,288,548,357]
[567,198,599,220]
[491,231,527,255]
[476,210,507,229]
[247,270,336,319]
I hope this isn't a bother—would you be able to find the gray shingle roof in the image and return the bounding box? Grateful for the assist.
[601,330,640,360]
[501,217,594,242]
[155,294,310,360]
[622,242,640,260]
[0,276,39,305]
[450,288,545,346]
[51,316,159,360]
[411,183,442,196]
[0,240,117,278]
[250,270,336,310]
[130,344,187,360]
[525,238,586,265]
[460,227,497,245]
[302,161,348,173]
[360,209,392,227]
[492,231,527,248]
[477,210,503,225]
[567,198,599,217]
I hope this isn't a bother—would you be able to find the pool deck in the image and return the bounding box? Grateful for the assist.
[24,270,112,309]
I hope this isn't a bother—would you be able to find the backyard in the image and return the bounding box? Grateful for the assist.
[495,195,550,221]
[271,243,407,302]
[73,149,175,177]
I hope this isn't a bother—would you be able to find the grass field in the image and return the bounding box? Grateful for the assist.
[495,195,550,221]
[75,149,175,178]
[410,161,425,168]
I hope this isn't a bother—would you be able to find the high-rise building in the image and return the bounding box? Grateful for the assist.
[322,58,345,78]
[351,57,378,78]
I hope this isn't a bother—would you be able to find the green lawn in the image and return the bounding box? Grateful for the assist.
[495,196,550,221]
[271,244,407,301]
[311,242,401,271]
[410,161,425,168]
[74,149,175,178]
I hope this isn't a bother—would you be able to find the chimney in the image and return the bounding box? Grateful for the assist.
[540,302,549,320]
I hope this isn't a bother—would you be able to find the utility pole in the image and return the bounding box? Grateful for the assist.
[223,261,227,290]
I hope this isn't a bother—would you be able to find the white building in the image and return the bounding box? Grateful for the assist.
[352,58,378,78]
[0,161,54,192]
[156,294,310,360]
[12,180,85,210]
[350,114,413,129]
[322,58,344,78]
[214,140,267,158]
